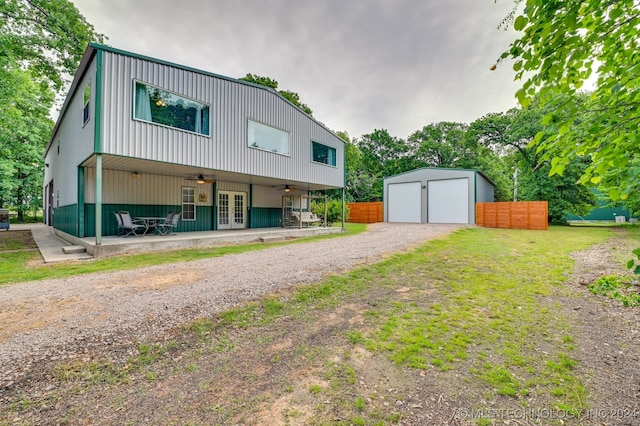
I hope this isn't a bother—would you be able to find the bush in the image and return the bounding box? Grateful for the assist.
[311,200,349,225]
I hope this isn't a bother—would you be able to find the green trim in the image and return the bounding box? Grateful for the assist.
[77,167,85,237]
[248,184,253,229]
[93,49,103,153]
[212,181,218,231]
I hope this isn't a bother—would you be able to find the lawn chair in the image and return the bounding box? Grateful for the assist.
[118,211,147,237]
[113,211,125,236]
[156,211,180,235]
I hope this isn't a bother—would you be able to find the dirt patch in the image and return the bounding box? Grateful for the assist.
[0,230,37,252]
[1,227,639,425]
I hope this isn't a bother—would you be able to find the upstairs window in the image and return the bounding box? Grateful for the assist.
[248,119,289,155]
[82,82,90,126]
[312,141,337,166]
[134,81,210,136]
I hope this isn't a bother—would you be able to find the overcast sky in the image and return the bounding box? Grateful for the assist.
[70,0,522,140]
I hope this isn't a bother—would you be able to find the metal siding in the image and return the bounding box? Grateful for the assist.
[99,50,344,188]
[48,61,97,207]
[252,185,283,208]
[84,168,214,206]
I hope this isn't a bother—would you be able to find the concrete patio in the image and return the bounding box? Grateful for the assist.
[56,225,343,259]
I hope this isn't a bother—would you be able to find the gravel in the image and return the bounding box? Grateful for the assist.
[0,223,463,390]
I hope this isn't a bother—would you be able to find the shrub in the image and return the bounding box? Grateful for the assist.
[311,200,349,225]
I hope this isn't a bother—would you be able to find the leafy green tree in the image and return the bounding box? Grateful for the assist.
[356,129,414,200]
[407,122,470,168]
[1,0,103,219]
[467,103,595,223]
[239,73,313,115]
[0,64,54,219]
[499,0,639,204]
[0,0,104,91]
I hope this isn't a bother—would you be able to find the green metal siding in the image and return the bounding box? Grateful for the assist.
[251,207,282,228]
[83,204,214,237]
[54,205,79,236]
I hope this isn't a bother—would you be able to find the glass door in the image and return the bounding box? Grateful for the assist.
[218,191,246,229]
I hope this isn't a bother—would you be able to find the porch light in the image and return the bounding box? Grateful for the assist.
[196,174,205,184]
[284,185,291,192]
[132,171,140,178]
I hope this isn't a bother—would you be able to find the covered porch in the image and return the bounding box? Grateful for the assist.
[55,225,343,259]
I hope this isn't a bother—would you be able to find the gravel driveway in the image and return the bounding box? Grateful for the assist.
[0,223,463,390]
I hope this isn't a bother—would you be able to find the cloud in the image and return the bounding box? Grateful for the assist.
[72,0,521,139]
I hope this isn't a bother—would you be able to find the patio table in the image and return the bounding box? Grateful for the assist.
[133,217,167,235]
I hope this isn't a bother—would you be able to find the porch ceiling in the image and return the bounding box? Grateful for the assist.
[81,154,340,192]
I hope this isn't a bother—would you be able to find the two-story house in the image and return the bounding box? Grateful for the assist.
[43,43,345,244]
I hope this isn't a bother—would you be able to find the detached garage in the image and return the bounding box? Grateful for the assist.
[383,168,495,224]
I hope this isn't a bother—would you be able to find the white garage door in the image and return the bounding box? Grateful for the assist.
[387,182,422,223]
[428,178,469,224]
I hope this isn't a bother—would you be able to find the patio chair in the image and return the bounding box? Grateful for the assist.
[156,211,181,236]
[113,211,125,236]
[118,210,147,237]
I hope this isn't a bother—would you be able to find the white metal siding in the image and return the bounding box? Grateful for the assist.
[46,60,97,207]
[387,182,422,223]
[84,168,213,206]
[428,178,469,224]
[99,50,343,188]
[252,185,284,208]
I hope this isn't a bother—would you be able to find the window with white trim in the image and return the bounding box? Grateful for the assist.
[182,187,195,221]
[247,119,289,155]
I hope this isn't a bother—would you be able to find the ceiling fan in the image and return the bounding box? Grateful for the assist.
[186,174,215,184]
[274,184,296,192]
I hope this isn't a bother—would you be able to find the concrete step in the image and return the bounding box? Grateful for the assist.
[62,245,87,254]
[259,235,285,243]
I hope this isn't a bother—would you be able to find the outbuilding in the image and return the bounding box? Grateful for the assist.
[383,168,495,224]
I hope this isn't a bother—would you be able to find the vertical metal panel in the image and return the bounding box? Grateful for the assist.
[48,60,97,207]
[99,49,344,188]
[252,185,282,208]
[84,168,215,207]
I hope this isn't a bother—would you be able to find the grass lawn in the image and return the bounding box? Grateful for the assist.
[0,223,367,286]
[6,225,633,425]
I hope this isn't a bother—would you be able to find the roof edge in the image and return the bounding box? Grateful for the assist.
[383,166,496,187]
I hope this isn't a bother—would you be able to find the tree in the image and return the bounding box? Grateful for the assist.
[499,0,639,204]
[0,0,102,219]
[239,73,313,115]
[0,0,104,91]
[0,64,54,219]
[467,103,595,223]
[356,129,414,200]
[407,122,470,168]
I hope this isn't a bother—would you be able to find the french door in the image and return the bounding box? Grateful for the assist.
[218,191,247,230]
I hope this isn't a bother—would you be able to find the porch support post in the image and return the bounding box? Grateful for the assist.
[342,188,345,229]
[95,154,102,245]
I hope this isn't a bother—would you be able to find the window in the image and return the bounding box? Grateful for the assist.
[182,187,195,221]
[312,141,337,166]
[248,119,289,155]
[133,81,210,136]
[83,82,90,126]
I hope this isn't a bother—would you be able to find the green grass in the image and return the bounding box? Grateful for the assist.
[588,275,640,306]
[6,224,623,425]
[356,226,611,414]
[0,222,367,285]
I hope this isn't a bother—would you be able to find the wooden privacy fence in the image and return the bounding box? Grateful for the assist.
[476,201,548,230]
[346,202,383,223]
